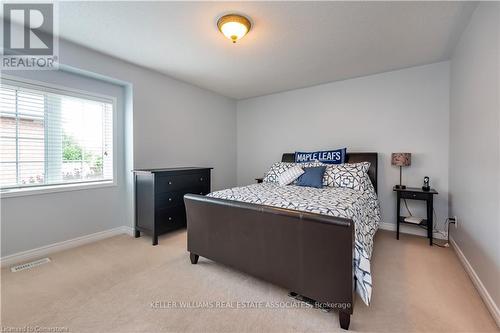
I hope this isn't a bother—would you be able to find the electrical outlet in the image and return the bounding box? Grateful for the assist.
[449,216,458,228]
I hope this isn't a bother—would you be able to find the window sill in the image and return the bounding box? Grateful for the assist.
[0,181,116,198]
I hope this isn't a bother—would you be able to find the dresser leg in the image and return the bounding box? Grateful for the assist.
[152,235,158,246]
[190,253,199,264]
[134,229,140,238]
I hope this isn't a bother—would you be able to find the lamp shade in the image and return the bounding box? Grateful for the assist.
[391,153,411,167]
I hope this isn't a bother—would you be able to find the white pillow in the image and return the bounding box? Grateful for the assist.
[277,166,305,186]
[323,162,371,191]
[263,162,297,183]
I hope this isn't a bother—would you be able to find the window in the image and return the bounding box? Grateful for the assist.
[0,78,114,192]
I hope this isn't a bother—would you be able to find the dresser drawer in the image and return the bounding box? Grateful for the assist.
[156,186,210,209]
[183,186,210,196]
[399,191,429,200]
[156,206,186,232]
[156,172,209,193]
[156,191,185,209]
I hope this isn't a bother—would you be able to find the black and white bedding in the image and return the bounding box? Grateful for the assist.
[208,181,381,306]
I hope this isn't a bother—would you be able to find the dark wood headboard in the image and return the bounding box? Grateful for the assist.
[281,152,378,193]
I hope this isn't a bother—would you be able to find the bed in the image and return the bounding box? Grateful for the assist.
[184,152,379,330]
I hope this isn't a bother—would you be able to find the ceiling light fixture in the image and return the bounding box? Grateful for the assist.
[217,14,251,43]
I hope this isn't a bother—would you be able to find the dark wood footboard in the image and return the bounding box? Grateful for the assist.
[184,193,355,330]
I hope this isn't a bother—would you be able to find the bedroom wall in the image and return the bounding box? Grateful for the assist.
[60,39,237,192]
[449,2,500,315]
[237,62,450,232]
[1,38,237,257]
[1,70,128,256]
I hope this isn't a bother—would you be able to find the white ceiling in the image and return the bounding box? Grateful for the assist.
[55,1,476,99]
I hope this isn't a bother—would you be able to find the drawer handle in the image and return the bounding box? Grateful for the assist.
[413,194,417,197]
[168,181,172,185]
[168,198,172,202]
[200,177,204,182]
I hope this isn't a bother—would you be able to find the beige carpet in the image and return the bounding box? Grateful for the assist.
[1,230,498,333]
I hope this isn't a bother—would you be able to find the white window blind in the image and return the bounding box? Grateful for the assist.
[0,79,114,190]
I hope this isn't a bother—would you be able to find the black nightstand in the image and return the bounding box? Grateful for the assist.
[393,186,438,246]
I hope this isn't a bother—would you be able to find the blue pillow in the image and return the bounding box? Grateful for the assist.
[296,166,326,188]
[295,148,346,164]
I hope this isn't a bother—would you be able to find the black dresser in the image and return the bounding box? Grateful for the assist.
[132,167,212,245]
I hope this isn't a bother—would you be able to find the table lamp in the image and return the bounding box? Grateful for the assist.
[391,153,411,189]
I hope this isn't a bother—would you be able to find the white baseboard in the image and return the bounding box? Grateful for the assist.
[120,226,135,236]
[1,226,134,268]
[450,237,500,328]
[379,222,447,240]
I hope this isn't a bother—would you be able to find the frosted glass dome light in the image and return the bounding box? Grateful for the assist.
[217,14,251,43]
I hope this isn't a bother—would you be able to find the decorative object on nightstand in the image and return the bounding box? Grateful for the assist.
[391,152,411,189]
[393,186,438,246]
[422,176,430,191]
[255,177,264,183]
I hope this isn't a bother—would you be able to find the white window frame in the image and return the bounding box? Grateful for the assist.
[0,74,118,198]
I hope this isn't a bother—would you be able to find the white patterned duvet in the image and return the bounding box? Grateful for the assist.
[208,182,381,306]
